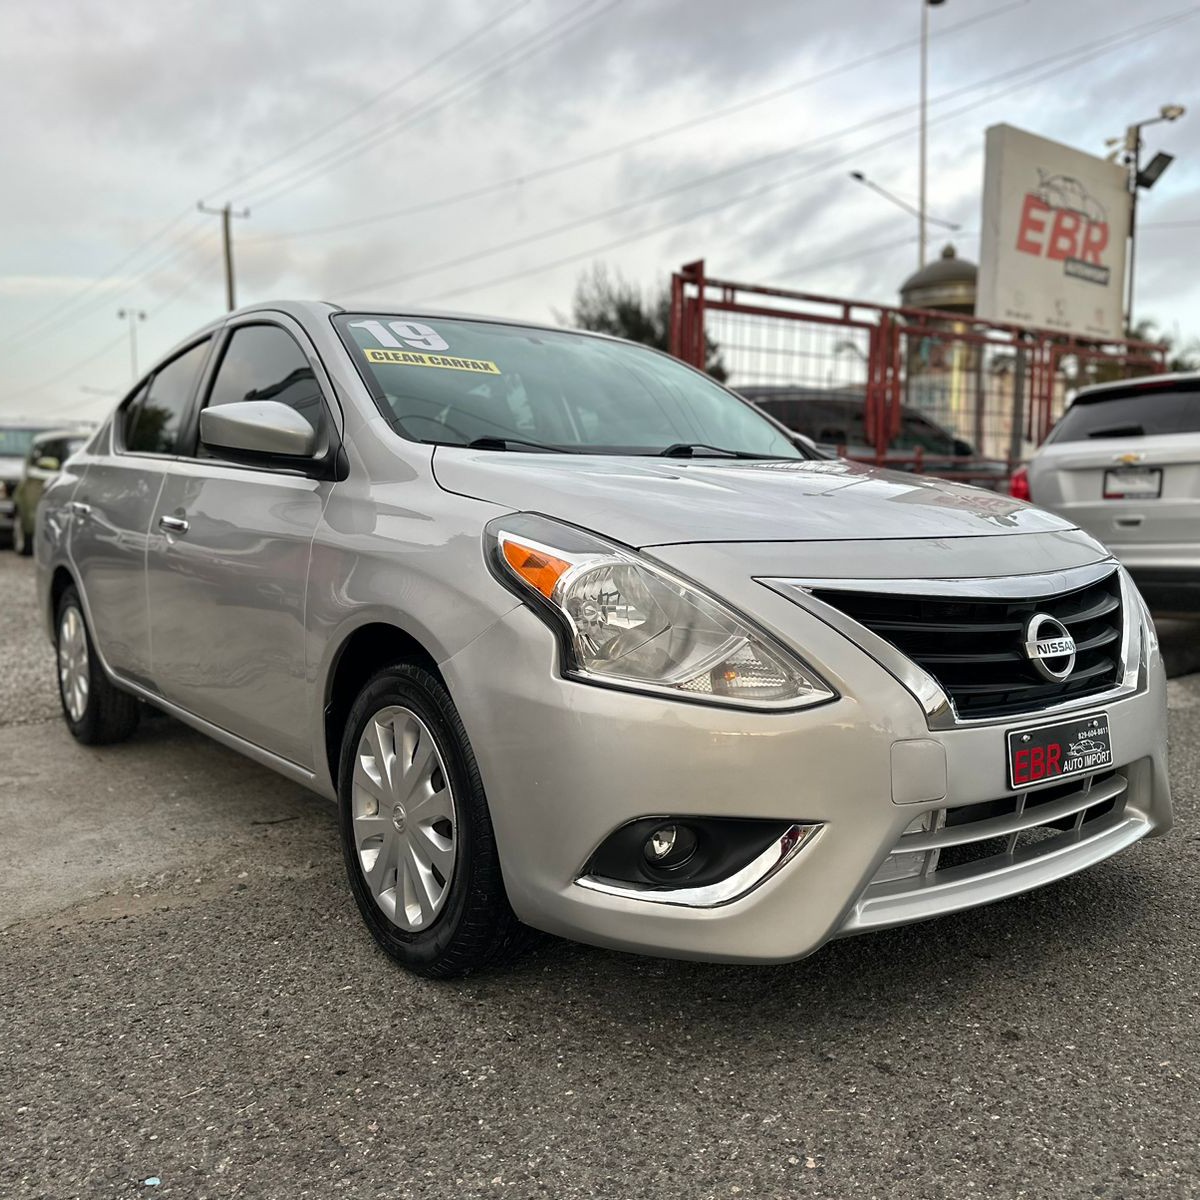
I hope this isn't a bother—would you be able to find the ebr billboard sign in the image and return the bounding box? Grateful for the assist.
[977,124,1131,340]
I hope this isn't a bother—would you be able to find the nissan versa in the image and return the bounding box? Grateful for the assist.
[36,302,1172,977]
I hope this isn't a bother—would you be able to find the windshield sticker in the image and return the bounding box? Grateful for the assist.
[364,348,500,375]
[348,319,450,351]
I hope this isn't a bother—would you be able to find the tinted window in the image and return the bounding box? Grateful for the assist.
[34,436,84,464]
[894,414,953,453]
[206,324,325,434]
[336,315,798,457]
[0,428,47,458]
[128,341,210,454]
[1049,387,1200,443]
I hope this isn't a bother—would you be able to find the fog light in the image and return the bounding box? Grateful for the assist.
[643,823,697,869]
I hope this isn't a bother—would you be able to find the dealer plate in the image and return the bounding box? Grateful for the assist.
[1007,711,1112,789]
[1103,467,1161,499]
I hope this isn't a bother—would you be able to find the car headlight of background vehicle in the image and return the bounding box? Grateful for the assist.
[486,514,835,711]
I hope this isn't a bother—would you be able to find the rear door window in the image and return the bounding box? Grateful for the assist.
[127,340,211,454]
[1049,388,1200,442]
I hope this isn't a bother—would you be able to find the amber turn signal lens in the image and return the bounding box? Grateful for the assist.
[502,539,573,599]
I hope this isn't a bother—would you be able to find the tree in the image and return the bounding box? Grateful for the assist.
[1127,318,1200,373]
[562,264,728,382]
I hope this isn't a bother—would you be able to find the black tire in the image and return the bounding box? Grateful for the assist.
[13,511,32,557]
[338,663,533,978]
[55,584,140,745]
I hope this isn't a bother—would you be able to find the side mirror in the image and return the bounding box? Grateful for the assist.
[34,456,60,471]
[199,400,316,459]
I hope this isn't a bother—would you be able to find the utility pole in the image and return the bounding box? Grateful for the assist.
[116,308,146,382]
[918,0,946,270]
[197,201,250,312]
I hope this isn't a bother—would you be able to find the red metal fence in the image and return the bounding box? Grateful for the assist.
[669,259,1167,485]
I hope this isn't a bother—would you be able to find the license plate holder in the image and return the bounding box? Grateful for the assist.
[1103,467,1161,499]
[1007,712,1113,789]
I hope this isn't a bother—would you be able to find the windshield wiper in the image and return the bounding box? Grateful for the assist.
[465,436,579,453]
[655,442,781,460]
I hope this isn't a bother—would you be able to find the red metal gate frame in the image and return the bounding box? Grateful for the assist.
[670,259,1168,469]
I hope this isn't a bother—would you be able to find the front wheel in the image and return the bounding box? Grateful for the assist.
[337,663,532,978]
[55,585,140,745]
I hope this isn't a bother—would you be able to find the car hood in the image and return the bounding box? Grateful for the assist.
[432,450,1075,547]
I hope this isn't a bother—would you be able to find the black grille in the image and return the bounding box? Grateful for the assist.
[813,569,1124,719]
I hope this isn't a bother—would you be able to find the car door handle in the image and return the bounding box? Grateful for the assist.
[1115,515,1143,528]
[159,514,190,535]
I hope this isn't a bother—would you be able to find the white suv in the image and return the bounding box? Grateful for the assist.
[1018,374,1200,614]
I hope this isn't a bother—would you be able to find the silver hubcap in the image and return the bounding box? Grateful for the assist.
[352,706,457,932]
[58,606,90,723]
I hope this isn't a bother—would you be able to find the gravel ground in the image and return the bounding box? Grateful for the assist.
[1,552,1198,1199]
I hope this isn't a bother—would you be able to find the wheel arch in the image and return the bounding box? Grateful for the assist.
[322,621,443,788]
[49,564,77,625]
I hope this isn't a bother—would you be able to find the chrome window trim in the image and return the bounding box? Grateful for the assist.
[761,561,1145,730]
[575,823,820,909]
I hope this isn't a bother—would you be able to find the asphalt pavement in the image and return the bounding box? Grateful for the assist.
[1,551,1198,1200]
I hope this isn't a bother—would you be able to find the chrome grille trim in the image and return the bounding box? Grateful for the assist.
[761,562,1144,729]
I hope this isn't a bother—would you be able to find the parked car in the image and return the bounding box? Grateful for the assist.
[739,386,1009,483]
[1016,373,1200,613]
[0,421,54,544]
[37,303,1171,977]
[10,427,92,556]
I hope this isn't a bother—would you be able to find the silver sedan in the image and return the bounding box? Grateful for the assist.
[37,302,1173,976]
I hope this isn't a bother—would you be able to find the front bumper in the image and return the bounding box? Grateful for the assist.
[442,589,1172,964]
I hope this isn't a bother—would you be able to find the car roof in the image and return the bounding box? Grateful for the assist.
[1072,370,1200,403]
[147,299,636,377]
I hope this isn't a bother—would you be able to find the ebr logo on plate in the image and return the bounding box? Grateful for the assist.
[1007,713,1113,789]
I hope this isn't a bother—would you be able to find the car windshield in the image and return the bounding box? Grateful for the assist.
[1048,386,1200,442]
[0,428,47,458]
[335,314,800,457]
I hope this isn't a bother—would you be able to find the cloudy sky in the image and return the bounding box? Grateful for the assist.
[1,0,1197,420]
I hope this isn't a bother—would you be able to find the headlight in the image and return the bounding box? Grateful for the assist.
[486,514,835,711]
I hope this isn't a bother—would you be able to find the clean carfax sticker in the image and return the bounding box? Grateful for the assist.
[364,348,500,375]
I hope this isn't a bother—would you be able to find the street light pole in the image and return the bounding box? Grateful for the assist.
[918,0,946,270]
[116,308,146,383]
[1118,103,1185,332]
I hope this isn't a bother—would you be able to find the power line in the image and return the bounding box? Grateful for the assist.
[343,6,1197,300]
[411,7,1198,305]
[0,206,196,354]
[0,332,129,414]
[1,248,220,413]
[2,227,218,360]
[241,0,1029,246]
[202,0,535,202]
[244,0,622,209]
